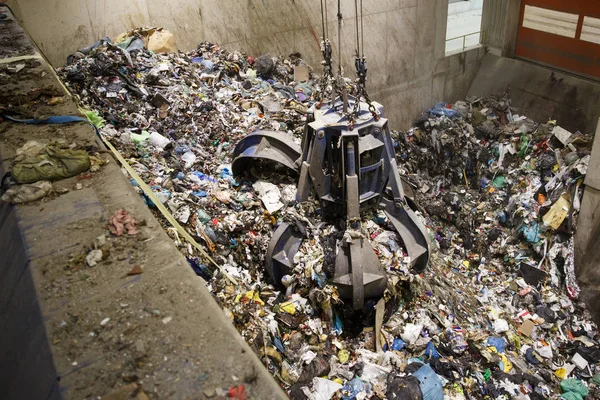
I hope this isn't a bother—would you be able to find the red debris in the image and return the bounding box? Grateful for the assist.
[127,265,144,276]
[228,385,248,400]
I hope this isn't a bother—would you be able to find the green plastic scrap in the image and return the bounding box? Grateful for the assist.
[115,36,134,48]
[197,209,211,223]
[593,374,600,385]
[483,369,492,382]
[492,176,506,189]
[518,133,528,158]
[12,146,91,184]
[560,392,583,400]
[79,108,106,128]
[472,110,486,126]
[130,130,150,144]
[560,378,589,400]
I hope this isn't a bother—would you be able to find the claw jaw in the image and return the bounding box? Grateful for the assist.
[333,231,387,310]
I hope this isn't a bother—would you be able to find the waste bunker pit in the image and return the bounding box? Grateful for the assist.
[2,2,600,398]
[47,34,599,398]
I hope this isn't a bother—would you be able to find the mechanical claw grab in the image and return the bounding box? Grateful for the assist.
[232,97,430,310]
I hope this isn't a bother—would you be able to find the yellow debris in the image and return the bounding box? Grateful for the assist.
[234,290,265,306]
[279,301,296,315]
[338,349,350,364]
[555,367,567,379]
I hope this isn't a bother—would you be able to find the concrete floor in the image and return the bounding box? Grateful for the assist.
[446,8,483,55]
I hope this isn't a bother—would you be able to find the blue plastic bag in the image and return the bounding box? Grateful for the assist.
[391,338,407,351]
[341,377,371,400]
[192,190,207,198]
[333,313,343,335]
[273,336,285,353]
[191,171,218,184]
[428,102,459,119]
[521,222,540,243]
[425,342,440,359]
[413,364,444,400]
[187,257,212,280]
[487,337,506,353]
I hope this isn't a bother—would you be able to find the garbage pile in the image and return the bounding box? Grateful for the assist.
[58,31,600,399]
[390,97,598,399]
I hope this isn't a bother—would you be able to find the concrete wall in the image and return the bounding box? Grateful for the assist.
[481,0,521,57]
[469,54,600,135]
[7,0,485,129]
[0,8,60,398]
[0,173,60,400]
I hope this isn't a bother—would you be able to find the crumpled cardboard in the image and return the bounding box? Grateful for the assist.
[148,29,177,53]
[543,194,571,230]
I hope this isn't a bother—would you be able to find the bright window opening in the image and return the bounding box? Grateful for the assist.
[445,0,484,55]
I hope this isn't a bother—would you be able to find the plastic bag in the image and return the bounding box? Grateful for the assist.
[306,377,341,400]
[428,102,459,118]
[386,375,423,400]
[1,181,52,203]
[487,337,507,353]
[413,364,444,400]
[560,379,589,399]
[341,377,371,400]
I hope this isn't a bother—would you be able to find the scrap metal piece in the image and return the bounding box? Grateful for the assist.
[266,222,303,287]
[231,130,301,177]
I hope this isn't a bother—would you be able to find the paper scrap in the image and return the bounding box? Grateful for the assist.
[253,181,284,214]
[519,319,536,336]
[542,194,570,230]
[552,125,572,146]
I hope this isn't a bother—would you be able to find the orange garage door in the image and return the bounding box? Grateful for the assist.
[516,0,600,80]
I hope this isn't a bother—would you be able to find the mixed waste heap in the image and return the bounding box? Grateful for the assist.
[54,29,600,399]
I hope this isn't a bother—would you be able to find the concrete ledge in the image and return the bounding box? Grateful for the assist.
[0,6,286,399]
